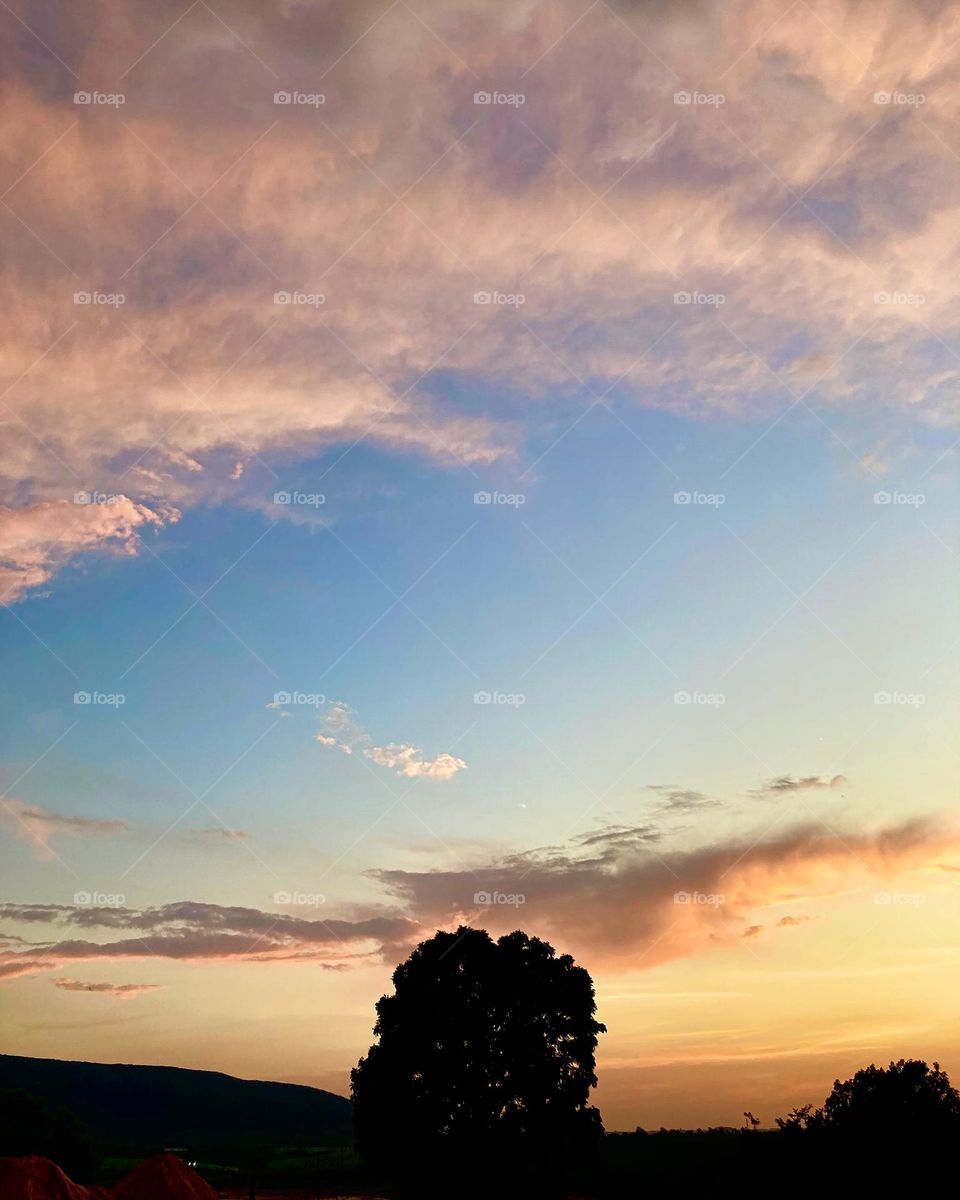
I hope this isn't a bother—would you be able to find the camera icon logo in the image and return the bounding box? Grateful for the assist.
[474,91,492,105]
[74,691,91,705]
[274,291,291,304]
[474,891,491,904]
[74,91,91,105]
[673,91,692,105]
[673,291,691,304]
[273,491,292,504]
[474,491,492,505]
[274,91,292,104]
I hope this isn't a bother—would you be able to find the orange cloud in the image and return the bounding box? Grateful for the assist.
[372,814,960,968]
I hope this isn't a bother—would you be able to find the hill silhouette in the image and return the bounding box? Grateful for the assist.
[0,1055,351,1155]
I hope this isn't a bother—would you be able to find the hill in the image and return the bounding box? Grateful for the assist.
[0,1054,352,1155]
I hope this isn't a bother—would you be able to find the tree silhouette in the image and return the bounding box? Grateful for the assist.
[350,926,605,1187]
[822,1059,960,1137]
[777,1059,960,1140]
[775,1058,960,1185]
[0,1089,98,1181]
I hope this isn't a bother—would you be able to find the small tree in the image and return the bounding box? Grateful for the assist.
[351,926,605,1185]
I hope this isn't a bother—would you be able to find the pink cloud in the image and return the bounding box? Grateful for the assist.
[0,498,178,603]
[1,0,958,597]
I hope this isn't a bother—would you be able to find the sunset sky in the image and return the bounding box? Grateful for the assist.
[1,0,959,1130]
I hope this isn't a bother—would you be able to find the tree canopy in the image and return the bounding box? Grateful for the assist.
[350,926,605,1182]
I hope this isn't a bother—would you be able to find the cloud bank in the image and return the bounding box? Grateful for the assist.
[3,0,960,597]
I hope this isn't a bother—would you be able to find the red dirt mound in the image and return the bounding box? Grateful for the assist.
[0,1155,107,1200]
[111,1153,218,1200]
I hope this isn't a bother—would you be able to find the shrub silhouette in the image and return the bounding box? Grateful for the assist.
[351,926,605,1187]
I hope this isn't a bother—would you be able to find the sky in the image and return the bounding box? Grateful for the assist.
[1,0,959,1131]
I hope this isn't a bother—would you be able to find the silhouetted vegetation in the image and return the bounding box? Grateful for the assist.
[0,1088,98,1181]
[351,926,605,1195]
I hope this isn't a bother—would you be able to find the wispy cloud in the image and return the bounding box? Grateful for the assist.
[3,798,129,859]
[2,1,959,598]
[316,700,467,781]
[751,774,848,798]
[179,826,249,843]
[0,900,420,976]
[0,500,178,604]
[52,978,160,998]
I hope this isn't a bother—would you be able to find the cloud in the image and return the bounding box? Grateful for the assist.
[0,499,178,603]
[2,797,129,859]
[180,826,249,843]
[316,700,467,780]
[752,774,848,797]
[574,824,663,859]
[647,786,720,813]
[3,0,960,597]
[369,814,958,969]
[52,978,160,998]
[363,743,467,781]
[0,900,420,974]
[0,960,56,980]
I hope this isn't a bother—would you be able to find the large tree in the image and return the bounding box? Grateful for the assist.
[351,926,605,1181]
